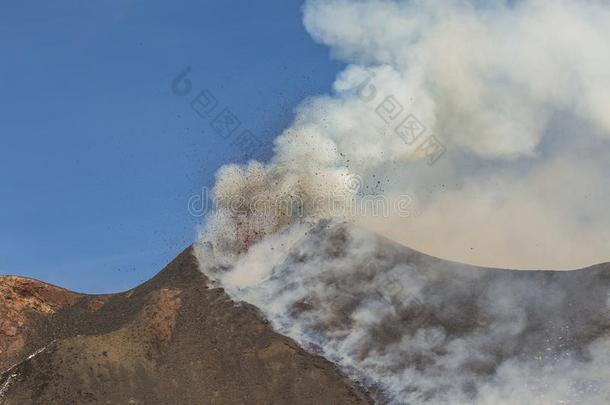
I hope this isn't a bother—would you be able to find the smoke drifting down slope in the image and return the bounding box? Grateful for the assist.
[198,222,610,404]
[194,0,610,403]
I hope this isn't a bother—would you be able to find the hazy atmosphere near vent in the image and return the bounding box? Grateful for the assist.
[199,0,610,271]
[2,0,610,404]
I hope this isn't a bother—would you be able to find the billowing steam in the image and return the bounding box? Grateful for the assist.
[199,222,610,404]
[201,0,610,270]
[194,0,610,403]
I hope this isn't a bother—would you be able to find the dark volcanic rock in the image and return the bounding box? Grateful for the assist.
[0,248,371,405]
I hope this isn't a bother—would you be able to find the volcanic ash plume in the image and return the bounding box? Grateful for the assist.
[200,0,610,270]
[195,0,610,403]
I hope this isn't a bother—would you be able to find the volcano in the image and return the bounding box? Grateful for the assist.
[0,247,371,404]
[2,225,609,404]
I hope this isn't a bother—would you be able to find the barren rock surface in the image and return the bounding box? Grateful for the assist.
[0,248,371,404]
[0,276,81,371]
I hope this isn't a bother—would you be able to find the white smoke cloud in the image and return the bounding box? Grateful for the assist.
[301,0,610,269]
[199,0,610,270]
[305,0,610,155]
[197,222,610,404]
[194,0,610,403]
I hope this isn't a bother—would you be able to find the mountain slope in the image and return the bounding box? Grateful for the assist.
[0,247,371,405]
[0,275,83,371]
[198,223,610,404]
[3,224,609,404]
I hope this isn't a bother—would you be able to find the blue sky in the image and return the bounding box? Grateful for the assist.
[0,0,342,293]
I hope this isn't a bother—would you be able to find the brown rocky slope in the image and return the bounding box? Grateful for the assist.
[0,247,371,404]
